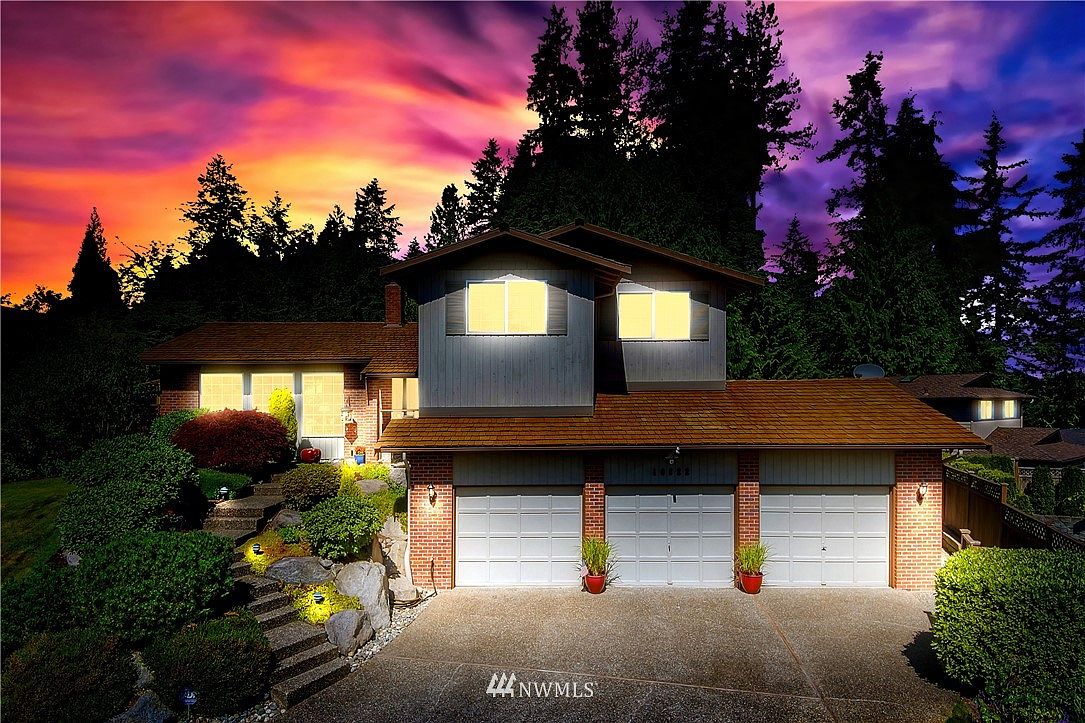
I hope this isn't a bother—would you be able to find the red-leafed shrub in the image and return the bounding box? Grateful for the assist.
[173,410,290,475]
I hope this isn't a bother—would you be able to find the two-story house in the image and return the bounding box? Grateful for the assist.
[889,373,1031,438]
[143,223,985,591]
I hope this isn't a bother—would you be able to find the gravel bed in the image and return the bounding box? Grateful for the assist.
[194,699,283,723]
[348,595,432,670]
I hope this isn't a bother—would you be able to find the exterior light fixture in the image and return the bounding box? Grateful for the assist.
[218,486,229,500]
[665,446,681,466]
[341,404,354,423]
[180,688,197,712]
[428,484,437,504]
[312,591,325,605]
[252,543,263,555]
[918,482,928,500]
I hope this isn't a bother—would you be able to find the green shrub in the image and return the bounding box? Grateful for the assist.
[287,582,360,625]
[339,460,392,489]
[278,525,304,544]
[959,453,1015,475]
[301,496,385,560]
[364,486,405,522]
[933,548,1085,722]
[1029,467,1057,515]
[74,530,234,644]
[242,528,310,575]
[150,408,207,441]
[144,611,272,716]
[57,434,201,551]
[947,458,1016,487]
[269,388,298,448]
[1057,467,1085,516]
[2,628,136,723]
[0,562,77,654]
[197,468,250,500]
[280,463,340,510]
[1008,483,1034,513]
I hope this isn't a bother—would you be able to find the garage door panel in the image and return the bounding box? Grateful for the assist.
[823,511,856,533]
[761,510,790,534]
[488,514,520,535]
[791,510,824,533]
[636,536,669,557]
[668,536,702,557]
[457,512,488,534]
[855,561,889,584]
[701,511,731,529]
[856,511,888,532]
[669,511,701,529]
[550,512,582,535]
[638,511,671,532]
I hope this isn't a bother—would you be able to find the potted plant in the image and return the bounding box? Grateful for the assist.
[735,542,770,594]
[581,537,613,594]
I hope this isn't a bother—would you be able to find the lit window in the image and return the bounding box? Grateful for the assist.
[978,400,994,420]
[251,373,294,412]
[618,290,691,340]
[1002,400,1017,419]
[200,374,243,411]
[390,377,419,419]
[302,373,344,437]
[467,280,546,334]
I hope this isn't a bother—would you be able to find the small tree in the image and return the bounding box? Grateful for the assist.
[1029,467,1057,516]
[1056,467,1085,516]
[268,388,297,448]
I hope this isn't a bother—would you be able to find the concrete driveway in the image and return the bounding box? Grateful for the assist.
[287,587,963,723]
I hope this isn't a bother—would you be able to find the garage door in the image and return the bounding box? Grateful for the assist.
[606,486,733,586]
[761,486,890,587]
[455,487,582,586]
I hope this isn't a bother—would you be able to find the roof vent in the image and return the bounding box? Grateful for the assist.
[853,363,886,379]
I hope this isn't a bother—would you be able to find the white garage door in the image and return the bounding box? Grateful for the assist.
[606,486,733,586]
[455,487,582,586]
[761,486,890,587]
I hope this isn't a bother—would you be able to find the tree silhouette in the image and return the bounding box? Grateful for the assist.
[68,207,123,313]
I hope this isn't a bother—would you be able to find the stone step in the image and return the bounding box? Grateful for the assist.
[253,483,283,496]
[230,560,251,575]
[271,658,351,709]
[204,516,260,531]
[266,621,327,659]
[249,591,291,615]
[237,574,279,595]
[210,496,283,518]
[271,642,340,684]
[210,527,259,544]
[257,605,297,632]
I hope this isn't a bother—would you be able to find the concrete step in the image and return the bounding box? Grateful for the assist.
[230,560,251,576]
[237,575,279,597]
[210,496,283,518]
[204,516,260,531]
[210,527,259,544]
[271,642,340,684]
[249,591,291,615]
[257,605,297,632]
[271,658,351,709]
[266,621,327,659]
[253,483,283,496]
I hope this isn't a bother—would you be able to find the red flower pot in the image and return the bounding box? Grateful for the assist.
[739,571,763,594]
[585,574,606,594]
[299,448,322,463]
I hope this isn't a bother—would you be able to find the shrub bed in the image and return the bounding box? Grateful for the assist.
[280,463,340,510]
[243,528,311,575]
[150,408,206,441]
[172,410,290,475]
[57,434,201,551]
[288,582,360,625]
[144,611,272,716]
[75,530,234,644]
[198,468,250,500]
[2,628,136,723]
[933,548,1085,722]
[0,561,77,654]
[301,496,385,560]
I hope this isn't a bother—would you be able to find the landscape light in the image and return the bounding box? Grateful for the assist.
[252,543,262,555]
[218,486,229,500]
[313,591,325,605]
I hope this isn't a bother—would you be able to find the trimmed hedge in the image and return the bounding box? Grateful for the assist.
[2,628,136,723]
[933,548,1085,722]
[57,434,201,551]
[145,611,272,715]
[269,388,298,448]
[302,496,385,560]
[150,408,207,441]
[198,468,250,500]
[959,453,1015,475]
[75,530,234,644]
[280,463,340,510]
[0,561,77,654]
[172,410,290,475]
[1029,466,1057,515]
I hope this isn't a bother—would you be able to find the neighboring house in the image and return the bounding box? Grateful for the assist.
[889,372,1031,439]
[145,222,985,591]
[985,426,1085,483]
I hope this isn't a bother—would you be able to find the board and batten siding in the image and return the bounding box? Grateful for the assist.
[418,265,595,415]
[759,451,895,486]
[453,453,584,487]
[603,451,737,486]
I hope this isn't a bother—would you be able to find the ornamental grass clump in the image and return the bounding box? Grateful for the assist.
[288,582,361,625]
[581,537,613,576]
[736,542,770,575]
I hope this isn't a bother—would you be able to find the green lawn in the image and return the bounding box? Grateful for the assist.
[1,477,72,580]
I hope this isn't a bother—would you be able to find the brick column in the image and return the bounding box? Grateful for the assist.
[892,450,943,590]
[407,452,454,589]
[583,457,605,539]
[345,369,391,460]
[736,450,761,550]
[158,366,199,414]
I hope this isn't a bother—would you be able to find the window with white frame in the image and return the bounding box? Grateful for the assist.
[301,372,344,437]
[467,280,546,334]
[617,290,691,340]
[389,377,419,419]
[251,373,294,412]
[978,400,994,420]
[200,373,243,411]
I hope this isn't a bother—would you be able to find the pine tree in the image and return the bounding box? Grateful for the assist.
[181,154,251,260]
[775,217,819,298]
[573,1,623,147]
[425,184,466,250]
[317,205,348,249]
[351,179,402,262]
[464,139,504,234]
[250,192,295,260]
[68,207,123,313]
[527,5,581,153]
[405,237,424,258]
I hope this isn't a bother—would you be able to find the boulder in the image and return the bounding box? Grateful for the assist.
[335,561,391,630]
[389,464,408,490]
[266,556,333,585]
[110,692,175,723]
[269,508,302,529]
[325,608,374,656]
[377,517,416,602]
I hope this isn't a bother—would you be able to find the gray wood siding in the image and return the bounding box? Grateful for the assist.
[759,451,895,486]
[604,451,737,486]
[418,266,595,413]
[453,452,584,486]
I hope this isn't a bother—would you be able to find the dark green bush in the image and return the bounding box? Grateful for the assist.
[2,628,136,723]
[1057,467,1085,516]
[1028,467,1057,515]
[57,434,201,551]
[144,611,272,716]
[150,408,206,441]
[933,548,1085,722]
[75,530,234,644]
[198,468,250,500]
[0,561,76,654]
[278,524,304,544]
[948,458,1017,487]
[280,463,340,510]
[960,454,1016,475]
[301,496,385,560]
[365,486,406,523]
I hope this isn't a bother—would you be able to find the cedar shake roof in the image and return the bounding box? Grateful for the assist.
[140,322,418,373]
[377,379,986,451]
[986,427,1085,465]
[889,373,1032,400]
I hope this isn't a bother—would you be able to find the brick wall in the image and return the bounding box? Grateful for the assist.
[407,452,454,589]
[345,366,391,459]
[892,450,944,590]
[736,450,760,552]
[158,366,199,414]
[583,457,605,538]
[384,283,403,326]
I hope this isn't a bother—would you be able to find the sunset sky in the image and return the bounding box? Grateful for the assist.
[2,1,1082,300]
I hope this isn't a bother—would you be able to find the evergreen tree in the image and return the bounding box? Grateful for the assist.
[351,179,402,262]
[573,1,624,147]
[68,207,123,313]
[250,192,295,260]
[318,204,348,248]
[425,184,466,250]
[405,237,424,258]
[1057,467,1085,517]
[527,5,581,153]
[1028,466,1057,515]
[118,240,180,306]
[775,217,819,298]
[464,139,504,234]
[181,154,251,260]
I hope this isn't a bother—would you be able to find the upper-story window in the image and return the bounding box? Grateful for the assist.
[389,377,419,419]
[618,290,691,340]
[200,373,242,411]
[978,400,994,420]
[1002,400,1017,418]
[467,280,547,334]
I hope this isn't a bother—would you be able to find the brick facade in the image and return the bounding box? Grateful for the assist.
[891,450,943,590]
[736,450,760,551]
[345,365,391,459]
[384,282,403,326]
[159,366,199,414]
[583,457,605,538]
[407,452,454,590]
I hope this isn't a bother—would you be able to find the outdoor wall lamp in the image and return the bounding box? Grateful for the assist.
[918,482,928,501]
[665,446,681,466]
[428,483,437,504]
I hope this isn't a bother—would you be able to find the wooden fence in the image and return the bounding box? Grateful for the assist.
[942,465,1085,553]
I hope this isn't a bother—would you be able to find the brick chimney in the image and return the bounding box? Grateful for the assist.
[384,282,403,326]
